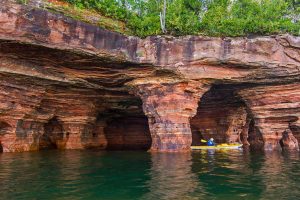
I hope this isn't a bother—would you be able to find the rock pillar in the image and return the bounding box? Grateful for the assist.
[239,83,300,151]
[61,122,107,150]
[280,129,299,150]
[1,120,44,152]
[134,81,210,152]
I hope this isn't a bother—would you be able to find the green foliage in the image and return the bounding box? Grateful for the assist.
[128,13,162,37]
[127,0,163,37]
[62,0,300,37]
[166,0,201,35]
[200,0,300,36]
[16,0,28,4]
[64,0,130,19]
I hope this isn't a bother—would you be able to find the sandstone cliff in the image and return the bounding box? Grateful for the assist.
[0,0,300,152]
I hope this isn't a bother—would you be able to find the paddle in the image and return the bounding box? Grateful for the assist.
[201,139,217,145]
[201,139,207,143]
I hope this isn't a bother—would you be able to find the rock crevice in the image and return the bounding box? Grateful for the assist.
[0,1,300,152]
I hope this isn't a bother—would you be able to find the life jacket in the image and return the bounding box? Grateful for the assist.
[207,140,215,146]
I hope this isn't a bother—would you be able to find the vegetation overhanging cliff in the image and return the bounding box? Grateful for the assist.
[18,0,300,37]
[0,0,300,152]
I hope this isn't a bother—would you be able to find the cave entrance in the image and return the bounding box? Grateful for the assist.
[0,121,11,153]
[104,116,152,150]
[289,124,300,145]
[0,142,3,153]
[0,121,12,135]
[191,85,258,148]
[247,119,264,150]
[39,117,64,150]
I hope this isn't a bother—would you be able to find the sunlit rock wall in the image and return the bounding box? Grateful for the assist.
[0,0,300,152]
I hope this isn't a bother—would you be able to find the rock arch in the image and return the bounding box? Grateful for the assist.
[0,121,12,135]
[104,116,152,150]
[39,117,64,150]
[190,84,269,150]
[133,82,210,152]
[191,85,250,146]
[0,1,299,153]
[247,119,264,150]
[239,84,300,151]
[0,121,12,152]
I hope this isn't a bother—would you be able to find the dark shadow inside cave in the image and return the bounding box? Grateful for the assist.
[93,95,152,151]
[191,84,262,150]
[0,142,3,153]
[247,119,264,150]
[0,122,11,153]
[39,117,64,150]
[0,121,12,135]
[289,124,300,144]
[104,116,152,150]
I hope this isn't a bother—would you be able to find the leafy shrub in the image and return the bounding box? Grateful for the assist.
[62,0,300,37]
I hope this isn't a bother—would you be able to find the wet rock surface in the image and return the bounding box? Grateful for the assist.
[0,0,300,152]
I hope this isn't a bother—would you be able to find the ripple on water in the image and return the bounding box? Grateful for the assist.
[1,150,300,199]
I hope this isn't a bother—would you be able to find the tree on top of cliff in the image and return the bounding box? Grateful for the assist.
[62,0,300,37]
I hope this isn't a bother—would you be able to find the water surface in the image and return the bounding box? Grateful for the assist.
[1,149,300,200]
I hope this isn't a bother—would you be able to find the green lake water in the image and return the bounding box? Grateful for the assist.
[1,149,300,200]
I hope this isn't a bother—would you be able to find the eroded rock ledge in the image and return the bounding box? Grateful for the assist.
[0,0,300,152]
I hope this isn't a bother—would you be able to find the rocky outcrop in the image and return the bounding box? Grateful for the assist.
[0,0,153,152]
[0,0,300,152]
[104,116,152,150]
[239,83,300,151]
[191,85,248,146]
[131,81,210,152]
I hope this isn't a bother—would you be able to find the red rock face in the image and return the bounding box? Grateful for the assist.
[280,130,299,150]
[104,117,151,150]
[0,80,99,152]
[0,0,300,152]
[133,82,210,152]
[239,84,300,151]
[191,85,248,146]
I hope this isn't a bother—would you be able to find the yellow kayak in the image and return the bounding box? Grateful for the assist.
[191,143,243,150]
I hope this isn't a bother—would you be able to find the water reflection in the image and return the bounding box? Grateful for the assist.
[142,153,200,200]
[190,150,265,199]
[260,151,300,200]
[1,150,300,199]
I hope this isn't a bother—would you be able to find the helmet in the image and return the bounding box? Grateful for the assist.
[210,138,214,141]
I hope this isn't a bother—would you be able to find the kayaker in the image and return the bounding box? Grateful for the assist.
[207,138,215,146]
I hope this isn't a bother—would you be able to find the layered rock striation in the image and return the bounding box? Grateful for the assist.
[0,0,300,152]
